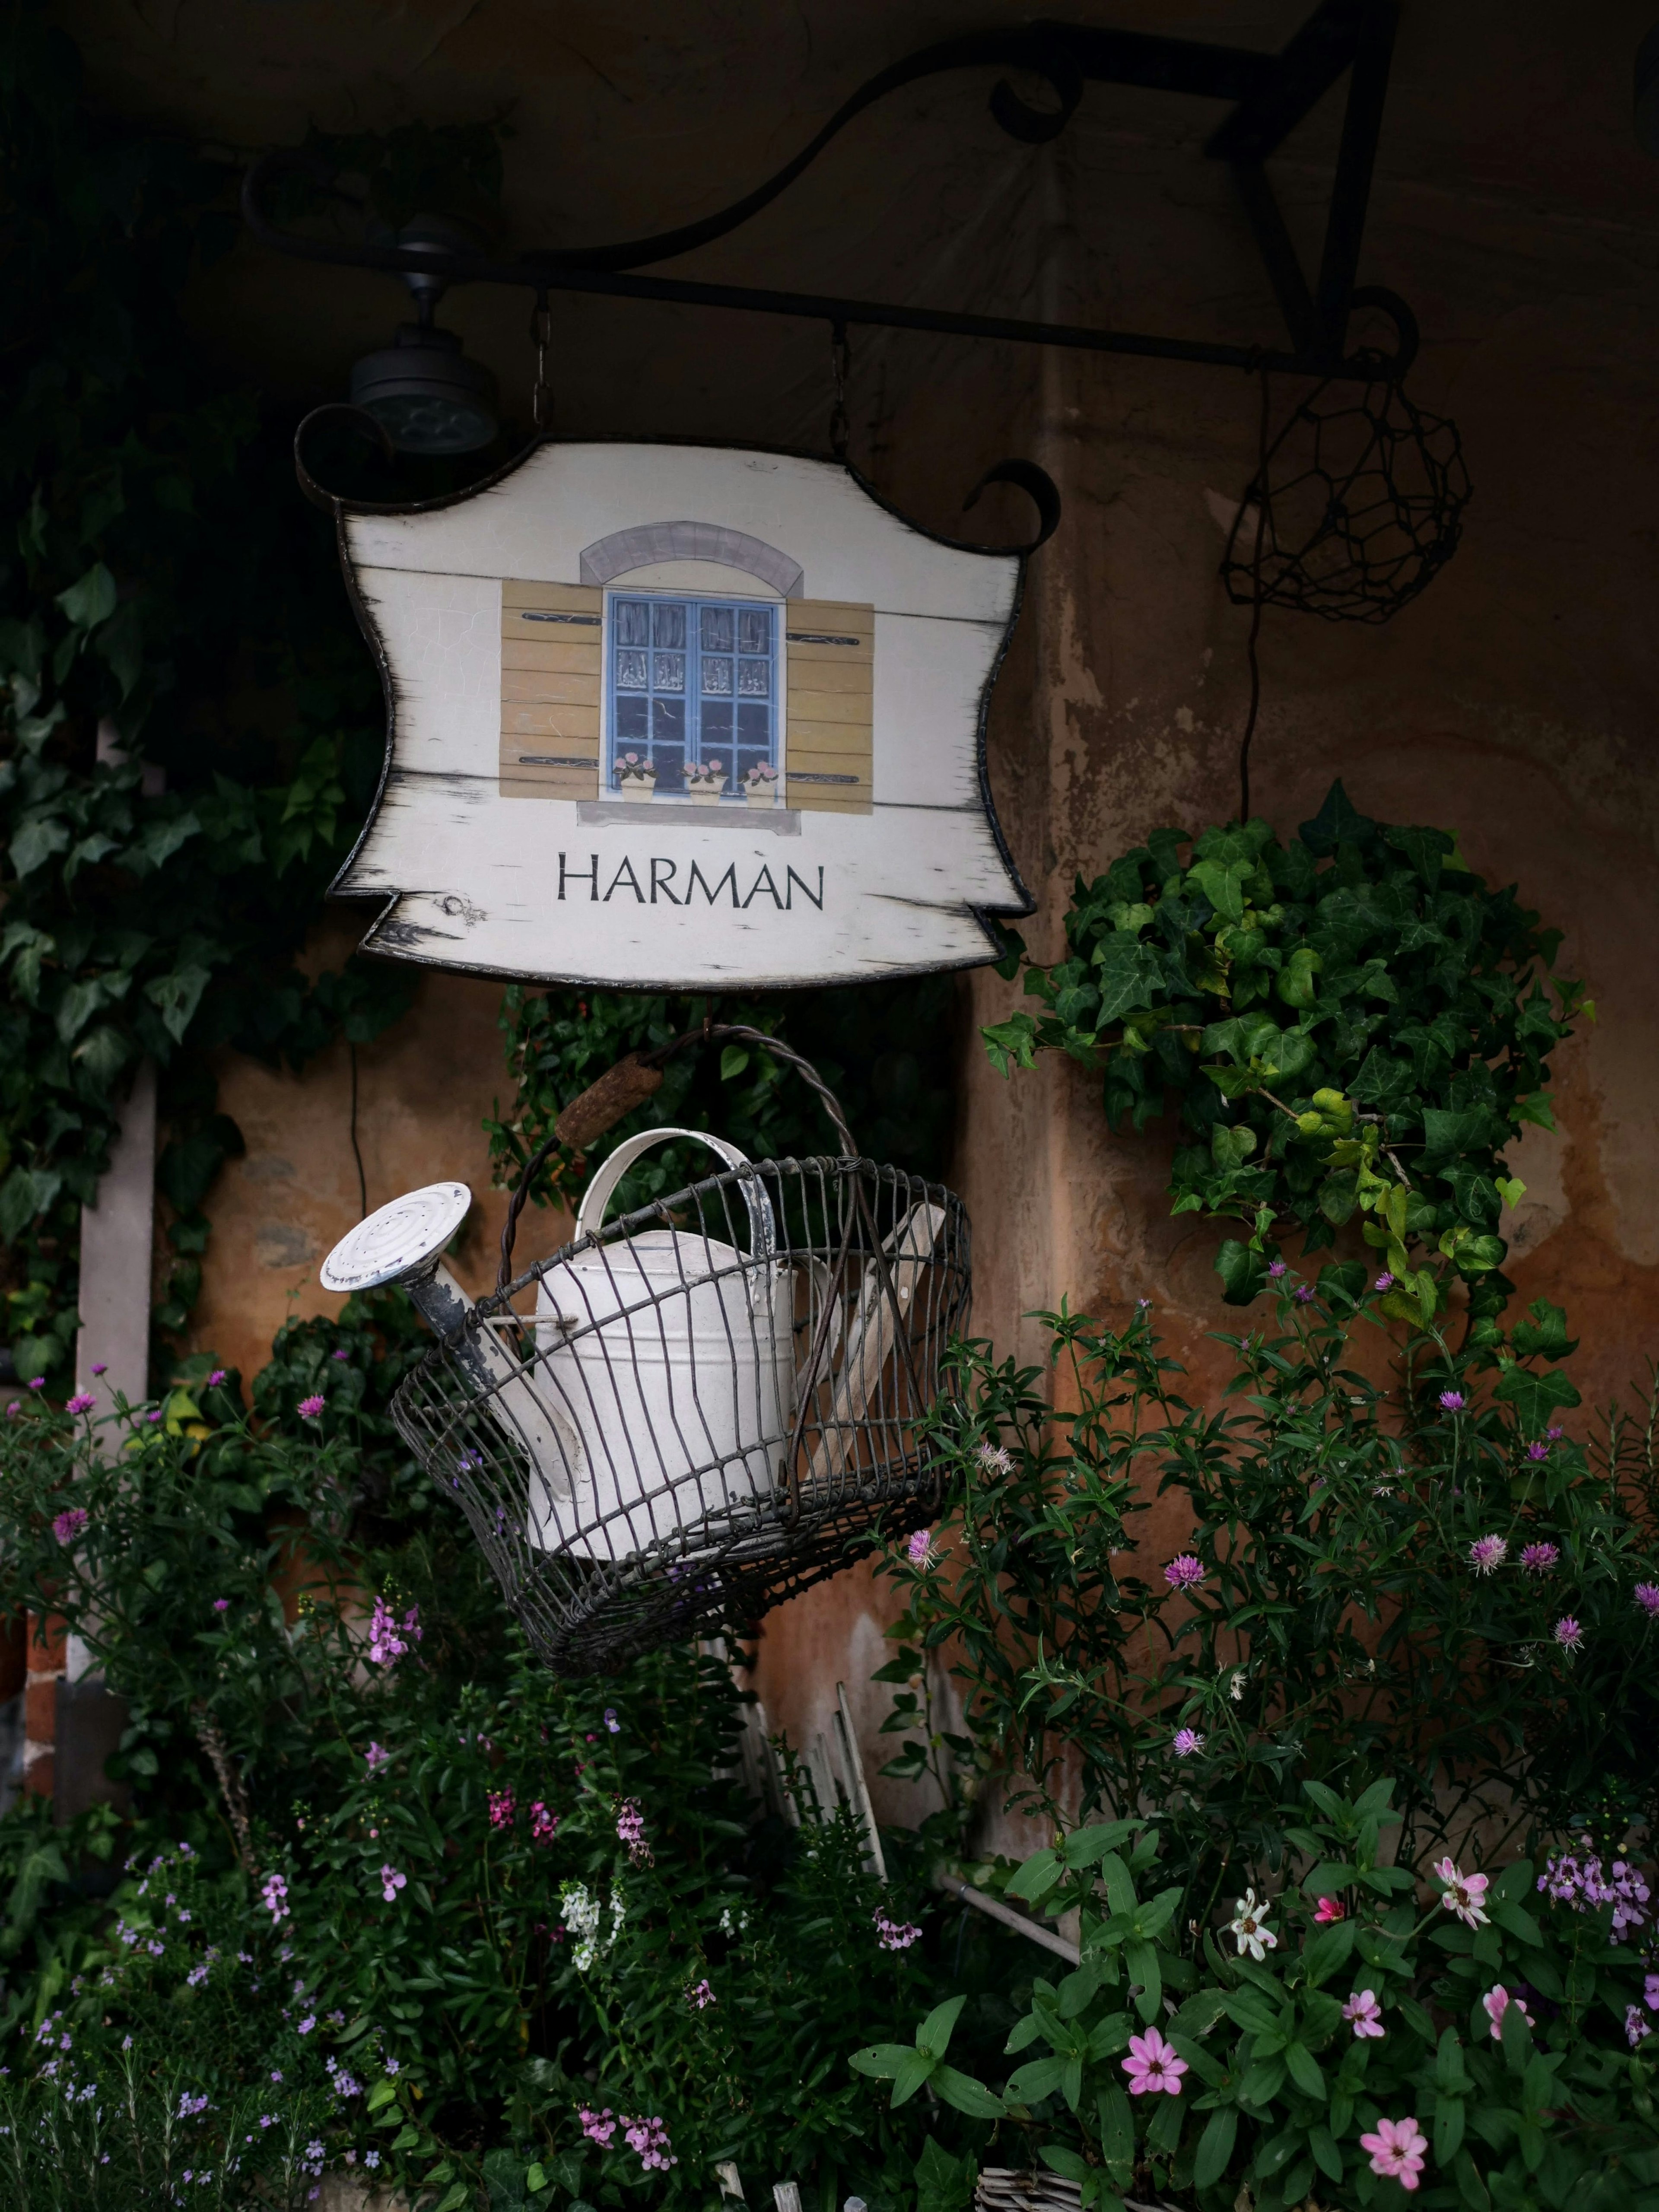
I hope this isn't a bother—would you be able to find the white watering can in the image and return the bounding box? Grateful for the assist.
[529,1127,795,1562]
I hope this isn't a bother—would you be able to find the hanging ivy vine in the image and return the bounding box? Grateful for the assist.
[984,781,1585,1336]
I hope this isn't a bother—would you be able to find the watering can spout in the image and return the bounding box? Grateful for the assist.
[320,1183,578,1497]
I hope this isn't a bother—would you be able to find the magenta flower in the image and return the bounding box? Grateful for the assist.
[873,1910,921,1950]
[530,1800,558,1843]
[1171,1728,1205,1758]
[580,2107,617,2148]
[1554,1615,1583,1653]
[1434,1857,1490,1928]
[1374,1272,1395,1290]
[207,1369,226,1385]
[212,1598,230,1613]
[27,1377,44,1392]
[1634,1583,1659,1620]
[91,1362,108,1376]
[364,1742,390,1772]
[1343,1987,1384,2038]
[1525,1440,1549,1462]
[51,1506,88,1545]
[1628,2005,1653,2048]
[331,1348,350,1362]
[1468,1534,1507,1576]
[487,1789,516,1831]
[260,1874,289,1923]
[1122,2024,1186,2097]
[1267,1259,1287,1280]
[688,1979,715,2010]
[1314,1896,1346,1924]
[1439,1389,1466,1411]
[145,1408,163,1424]
[297,1394,324,1421]
[1293,1284,1314,1304]
[368,1597,421,1666]
[906,1528,935,1567]
[1360,2116,1427,2191]
[622,2116,677,2173]
[1163,1554,1205,1591]
[1482,1985,1534,2041]
[379,1865,406,1904]
[1547,1424,1564,1438]
[65,1392,95,1416]
[1520,1542,1560,1574]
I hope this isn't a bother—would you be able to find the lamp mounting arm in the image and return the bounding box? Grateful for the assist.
[243,0,1407,383]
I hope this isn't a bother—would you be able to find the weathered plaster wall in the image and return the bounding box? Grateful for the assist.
[61,0,1659,1830]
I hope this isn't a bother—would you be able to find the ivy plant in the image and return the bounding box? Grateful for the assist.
[984,782,1585,1325]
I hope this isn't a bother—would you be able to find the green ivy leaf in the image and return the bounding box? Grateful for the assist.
[55,561,118,631]
[1493,1367,1581,1429]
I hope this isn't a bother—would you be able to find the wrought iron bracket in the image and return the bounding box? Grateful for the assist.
[243,0,1408,385]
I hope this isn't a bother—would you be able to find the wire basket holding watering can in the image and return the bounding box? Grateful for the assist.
[319,1026,970,1673]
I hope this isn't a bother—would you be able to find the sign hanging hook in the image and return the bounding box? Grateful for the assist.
[828,318,851,462]
[531,289,553,434]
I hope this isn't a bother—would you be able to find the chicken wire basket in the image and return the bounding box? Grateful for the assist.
[323,1029,969,1674]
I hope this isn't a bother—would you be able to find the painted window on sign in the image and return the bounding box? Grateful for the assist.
[609,594,776,798]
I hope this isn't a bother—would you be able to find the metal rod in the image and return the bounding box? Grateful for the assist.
[1315,1,1399,355]
[935,1871,1082,1964]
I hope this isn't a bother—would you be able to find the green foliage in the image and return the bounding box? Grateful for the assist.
[0,4,438,1382]
[882,1269,1659,1907]
[982,783,1584,1320]
[489,976,960,1228]
[930,1785,1659,2212]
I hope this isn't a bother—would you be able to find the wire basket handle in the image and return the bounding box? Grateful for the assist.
[497,1021,857,1291]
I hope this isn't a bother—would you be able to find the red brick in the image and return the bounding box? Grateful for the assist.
[24,1675,57,1742]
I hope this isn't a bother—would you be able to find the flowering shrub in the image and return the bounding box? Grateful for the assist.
[878,1269,1659,1904]
[871,1783,1659,2212]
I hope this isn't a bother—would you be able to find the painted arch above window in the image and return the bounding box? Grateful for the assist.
[577,520,804,598]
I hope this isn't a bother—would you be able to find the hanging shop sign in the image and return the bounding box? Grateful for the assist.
[330,440,1035,988]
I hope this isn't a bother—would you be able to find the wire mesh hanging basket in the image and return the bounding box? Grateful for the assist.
[320,1028,970,1674]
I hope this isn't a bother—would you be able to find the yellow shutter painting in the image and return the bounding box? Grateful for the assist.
[499,580,604,799]
[784,601,874,814]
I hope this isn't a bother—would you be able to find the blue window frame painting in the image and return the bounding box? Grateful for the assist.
[609,593,776,798]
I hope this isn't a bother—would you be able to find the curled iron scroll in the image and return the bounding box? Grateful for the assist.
[960,458,1063,555]
[292,404,397,510]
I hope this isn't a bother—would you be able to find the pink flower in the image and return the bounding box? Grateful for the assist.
[1554,1615,1584,1653]
[1343,1988,1384,2038]
[364,1742,389,1772]
[65,1393,95,1415]
[207,1369,226,1385]
[260,1875,289,1923]
[368,1597,421,1666]
[1267,1259,1287,1279]
[91,1363,107,1376]
[27,1377,44,1391]
[1171,1728,1205,1758]
[1433,1857,1490,1929]
[1122,2025,1186,2097]
[622,2115,677,2173]
[688,1979,715,2009]
[297,1394,325,1421]
[1482,1985,1535,2041]
[906,1528,935,1567]
[1314,1896,1346,1924]
[579,2107,616,2148]
[51,1506,88,1545]
[1439,1389,1465,1411]
[1627,2005,1653,2048]
[1374,1272,1395,1290]
[1634,1583,1659,1621]
[212,1598,230,1613]
[1468,1534,1507,1576]
[529,1801,558,1843]
[1360,2116,1428,2190]
[487,1789,515,1831]
[1163,1554,1205,1591]
[874,1911,921,1951]
[379,1865,406,1904]
[1520,1542,1560,1574]
[616,1800,651,1863]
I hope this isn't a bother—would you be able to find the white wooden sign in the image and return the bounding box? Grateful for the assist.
[330,441,1033,987]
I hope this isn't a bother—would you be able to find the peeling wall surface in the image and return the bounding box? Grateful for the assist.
[65,0,1659,1831]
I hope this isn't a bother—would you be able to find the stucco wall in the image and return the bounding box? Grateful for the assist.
[72,0,1659,1834]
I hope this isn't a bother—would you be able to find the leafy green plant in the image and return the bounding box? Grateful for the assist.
[880,1267,1659,1904]
[982,782,1584,1319]
[928,1784,1659,2212]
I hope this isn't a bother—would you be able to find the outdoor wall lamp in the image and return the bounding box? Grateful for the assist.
[347,214,499,455]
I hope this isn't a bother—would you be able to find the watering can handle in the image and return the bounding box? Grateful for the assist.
[573,1125,776,1262]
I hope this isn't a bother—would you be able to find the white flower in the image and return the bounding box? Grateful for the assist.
[1228,1888,1278,1961]
[1228,1669,1247,1703]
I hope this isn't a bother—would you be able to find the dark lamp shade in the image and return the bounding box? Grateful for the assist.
[350,324,499,456]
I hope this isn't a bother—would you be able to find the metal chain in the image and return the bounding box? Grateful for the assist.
[828,318,850,462]
[530,290,552,434]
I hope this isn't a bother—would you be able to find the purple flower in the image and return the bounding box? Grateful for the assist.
[906,1528,934,1567]
[580,2107,617,2148]
[1373,1272,1395,1291]
[873,1911,922,1951]
[616,1801,651,1863]
[1293,1284,1314,1304]
[51,1506,88,1545]
[1554,1615,1583,1653]
[603,1707,620,1733]
[91,1363,108,1376]
[1468,1535,1507,1577]
[1634,1583,1659,1621]
[65,1393,95,1415]
[1627,2005,1653,2048]
[1526,1440,1549,1462]
[1520,1542,1559,1575]
[368,1597,421,1665]
[1439,1389,1466,1411]
[688,1979,715,2010]
[487,1789,515,1831]
[1171,1728,1205,1758]
[212,1598,230,1612]
[530,1800,558,1843]
[260,1874,289,1923]
[1547,1425,1564,1439]
[364,1741,390,1772]
[1267,1260,1287,1280]
[296,2015,315,2036]
[331,1348,350,1362]
[1163,1554,1205,1591]
[207,1369,226,1385]
[378,1866,406,1904]
[145,1409,162,1424]
[27,1377,44,1391]
[297,1394,325,1421]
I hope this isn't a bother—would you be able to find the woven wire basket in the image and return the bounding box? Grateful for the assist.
[384,1040,969,1673]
